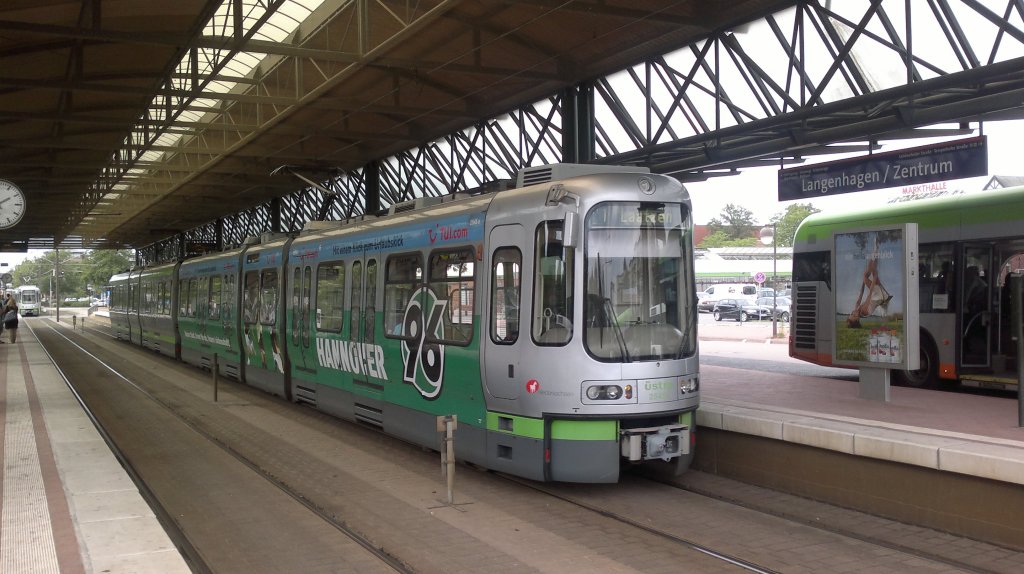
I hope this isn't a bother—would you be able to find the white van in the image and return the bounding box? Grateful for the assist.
[697,283,759,311]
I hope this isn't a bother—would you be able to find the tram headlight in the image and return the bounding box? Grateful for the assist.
[680,376,699,394]
[584,384,626,401]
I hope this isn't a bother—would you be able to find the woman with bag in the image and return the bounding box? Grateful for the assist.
[3,298,18,344]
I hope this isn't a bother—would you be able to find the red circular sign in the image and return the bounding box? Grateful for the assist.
[526,379,539,393]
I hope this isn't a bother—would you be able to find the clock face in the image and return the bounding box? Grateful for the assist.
[0,180,26,230]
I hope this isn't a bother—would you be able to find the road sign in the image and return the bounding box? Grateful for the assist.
[754,271,766,284]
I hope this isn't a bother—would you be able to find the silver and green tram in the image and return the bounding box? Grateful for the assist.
[791,186,1024,390]
[109,164,700,482]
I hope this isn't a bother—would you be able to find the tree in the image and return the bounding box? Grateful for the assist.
[768,203,820,247]
[707,203,758,241]
[698,230,759,248]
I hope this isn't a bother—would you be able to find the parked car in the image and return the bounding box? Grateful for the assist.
[699,283,759,312]
[752,296,792,321]
[712,298,750,322]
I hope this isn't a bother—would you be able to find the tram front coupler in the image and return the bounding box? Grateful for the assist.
[620,423,690,462]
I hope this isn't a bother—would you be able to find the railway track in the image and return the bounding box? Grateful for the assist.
[29,314,1018,573]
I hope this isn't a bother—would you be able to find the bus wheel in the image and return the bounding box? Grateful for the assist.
[895,336,938,387]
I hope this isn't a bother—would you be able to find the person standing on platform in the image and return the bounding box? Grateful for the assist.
[3,295,18,344]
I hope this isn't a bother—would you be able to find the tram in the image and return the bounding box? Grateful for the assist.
[110,164,700,482]
[16,285,41,316]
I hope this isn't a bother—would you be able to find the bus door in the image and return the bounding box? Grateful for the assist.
[961,244,993,368]
[350,256,381,397]
[484,224,526,400]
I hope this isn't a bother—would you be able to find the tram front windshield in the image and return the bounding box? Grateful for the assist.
[584,202,695,362]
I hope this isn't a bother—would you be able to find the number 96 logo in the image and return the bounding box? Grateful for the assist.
[400,287,447,399]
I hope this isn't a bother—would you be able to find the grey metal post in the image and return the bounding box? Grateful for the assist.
[1012,275,1023,426]
[213,354,219,403]
[436,415,457,504]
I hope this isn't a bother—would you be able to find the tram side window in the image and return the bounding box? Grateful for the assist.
[291,267,302,344]
[429,250,474,345]
[161,280,169,315]
[197,277,209,319]
[365,259,377,343]
[260,270,278,325]
[301,266,312,347]
[209,275,222,320]
[316,262,346,333]
[243,271,260,324]
[178,279,191,317]
[222,273,236,323]
[350,261,363,338]
[490,248,521,344]
[384,254,422,337]
[141,281,151,314]
[533,221,574,345]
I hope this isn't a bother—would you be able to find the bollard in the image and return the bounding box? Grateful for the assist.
[436,415,458,504]
[73,315,77,330]
[213,354,219,402]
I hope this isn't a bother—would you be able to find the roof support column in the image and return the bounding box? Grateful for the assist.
[364,160,381,215]
[270,197,282,233]
[562,83,595,164]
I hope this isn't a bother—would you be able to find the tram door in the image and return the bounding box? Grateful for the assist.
[961,244,993,368]
[350,256,380,395]
[484,224,527,400]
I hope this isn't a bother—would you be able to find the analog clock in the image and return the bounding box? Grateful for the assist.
[0,179,26,230]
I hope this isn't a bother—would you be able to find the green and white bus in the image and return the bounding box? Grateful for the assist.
[790,187,1024,390]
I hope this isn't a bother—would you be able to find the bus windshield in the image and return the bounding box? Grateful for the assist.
[584,202,695,362]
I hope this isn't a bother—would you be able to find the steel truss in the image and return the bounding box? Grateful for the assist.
[142,0,1024,264]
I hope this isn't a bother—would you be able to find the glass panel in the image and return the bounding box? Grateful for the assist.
[302,266,312,347]
[384,255,422,337]
[918,243,955,313]
[584,202,694,361]
[316,262,345,333]
[244,271,260,324]
[429,250,475,344]
[365,259,377,343]
[532,221,573,345]
[260,270,277,325]
[209,275,222,320]
[197,277,209,319]
[223,273,235,323]
[291,266,301,344]
[350,261,363,339]
[491,248,521,344]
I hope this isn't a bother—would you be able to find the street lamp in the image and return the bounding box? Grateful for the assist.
[759,223,778,338]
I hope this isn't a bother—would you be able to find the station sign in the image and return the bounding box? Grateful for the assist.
[778,136,987,201]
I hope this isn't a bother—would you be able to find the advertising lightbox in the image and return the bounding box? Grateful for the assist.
[832,224,919,370]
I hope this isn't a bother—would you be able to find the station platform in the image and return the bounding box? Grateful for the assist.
[698,321,1024,487]
[0,317,190,573]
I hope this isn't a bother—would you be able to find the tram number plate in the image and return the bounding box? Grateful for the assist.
[638,377,676,403]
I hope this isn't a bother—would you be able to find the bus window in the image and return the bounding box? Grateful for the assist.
[919,243,955,313]
[533,221,573,345]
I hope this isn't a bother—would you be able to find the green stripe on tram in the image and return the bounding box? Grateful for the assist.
[486,413,618,441]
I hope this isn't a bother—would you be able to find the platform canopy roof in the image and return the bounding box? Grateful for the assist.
[0,0,795,251]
